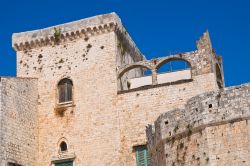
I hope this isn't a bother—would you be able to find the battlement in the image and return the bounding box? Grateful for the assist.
[12,12,144,61]
[147,82,250,165]
[147,82,250,143]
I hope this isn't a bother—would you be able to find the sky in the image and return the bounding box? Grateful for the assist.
[0,0,249,86]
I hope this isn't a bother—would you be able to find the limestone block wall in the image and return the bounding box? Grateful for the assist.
[147,83,250,166]
[11,12,225,166]
[0,77,38,166]
[116,73,219,165]
[15,32,122,166]
[12,13,147,166]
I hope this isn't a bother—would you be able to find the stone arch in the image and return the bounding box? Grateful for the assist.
[117,61,153,90]
[57,137,69,153]
[156,56,192,71]
[154,56,192,84]
[117,62,153,79]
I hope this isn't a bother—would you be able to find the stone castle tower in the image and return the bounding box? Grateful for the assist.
[0,12,248,166]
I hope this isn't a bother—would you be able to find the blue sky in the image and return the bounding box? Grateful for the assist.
[0,0,249,86]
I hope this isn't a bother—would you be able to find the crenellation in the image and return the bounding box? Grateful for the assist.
[147,83,250,165]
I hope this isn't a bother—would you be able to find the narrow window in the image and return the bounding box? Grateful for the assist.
[60,141,67,152]
[135,145,150,166]
[58,78,73,103]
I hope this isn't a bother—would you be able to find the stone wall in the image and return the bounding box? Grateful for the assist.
[147,83,250,166]
[15,32,122,166]
[114,23,222,165]
[11,12,224,166]
[0,77,38,166]
[13,13,137,166]
[117,73,218,165]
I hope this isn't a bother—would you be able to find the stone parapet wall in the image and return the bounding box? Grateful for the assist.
[147,83,250,165]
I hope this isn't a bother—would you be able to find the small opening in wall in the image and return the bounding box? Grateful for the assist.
[165,121,169,125]
[8,163,22,166]
[209,104,212,108]
[60,141,68,152]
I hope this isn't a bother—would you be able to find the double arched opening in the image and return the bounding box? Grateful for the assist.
[118,58,192,91]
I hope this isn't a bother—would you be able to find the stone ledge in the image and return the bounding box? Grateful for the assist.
[51,153,76,163]
[13,12,120,45]
[12,12,144,62]
[118,79,193,94]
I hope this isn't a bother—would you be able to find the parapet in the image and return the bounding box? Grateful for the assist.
[148,82,250,144]
[147,82,250,165]
[12,12,144,61]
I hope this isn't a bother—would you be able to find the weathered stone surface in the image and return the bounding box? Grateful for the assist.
[0,77,38,166]
[0,12,245,166]
[147,83,250,165]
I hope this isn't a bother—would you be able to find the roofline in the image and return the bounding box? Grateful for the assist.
[12,12,146,60]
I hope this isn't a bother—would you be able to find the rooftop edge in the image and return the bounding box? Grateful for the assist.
[12,12,145,60]
[12,12,120,44]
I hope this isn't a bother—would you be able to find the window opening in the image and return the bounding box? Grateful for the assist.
[58,78,73,103]
[135,145,150,166]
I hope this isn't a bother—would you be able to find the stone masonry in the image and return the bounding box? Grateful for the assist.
[146,83,250,166]
[0,77,38,166]
[0,12,247,166]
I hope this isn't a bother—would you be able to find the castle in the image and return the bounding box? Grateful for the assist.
[0,12,249,166]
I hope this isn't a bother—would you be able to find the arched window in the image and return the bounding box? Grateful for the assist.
[157,59,191,73]
[58,78,73,103]
[60,141,68,152]
[119,65,152,90]
[156,59,191,84]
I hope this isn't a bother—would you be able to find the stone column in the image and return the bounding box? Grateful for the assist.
[117,78,122,91]
[152,69,158,85]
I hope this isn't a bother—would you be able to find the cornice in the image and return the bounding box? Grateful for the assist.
[12,21,117,51]
[12,13,120,51]
[12,12,145,62]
